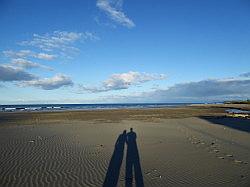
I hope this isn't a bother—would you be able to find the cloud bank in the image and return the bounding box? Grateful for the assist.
[19,74,73,90]
[115,76,250,103]
[240,72,250,77]
[96,0,135,28]
[0,64,72,90]
[0,64,37,81]
[79,71,166,93]
[11,58,53,71]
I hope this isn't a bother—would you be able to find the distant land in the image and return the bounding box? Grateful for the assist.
[224,100,250,104]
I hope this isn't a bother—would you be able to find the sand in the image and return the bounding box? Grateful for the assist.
[0,105,249,186]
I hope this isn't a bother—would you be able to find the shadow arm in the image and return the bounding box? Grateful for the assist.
[115,136,120,146]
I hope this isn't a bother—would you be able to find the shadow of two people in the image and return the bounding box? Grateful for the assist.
[103,128,144,187]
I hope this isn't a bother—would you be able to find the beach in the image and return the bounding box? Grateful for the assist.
[0,105,249,186]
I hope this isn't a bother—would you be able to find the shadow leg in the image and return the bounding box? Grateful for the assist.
[125,148,133,187]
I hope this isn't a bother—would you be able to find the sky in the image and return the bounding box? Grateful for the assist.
[0,0,250,104]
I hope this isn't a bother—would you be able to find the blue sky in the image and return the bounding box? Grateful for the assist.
[0,0,250,104]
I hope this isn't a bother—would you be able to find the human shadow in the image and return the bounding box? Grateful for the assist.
[103,130,127,187]
[125,128,144,187]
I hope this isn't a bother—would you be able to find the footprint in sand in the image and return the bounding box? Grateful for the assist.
[188,137,249,167]
[213,151,249,167]
[234,159,248,165]
[234,160,243,164]
[145,169,162,180]
[218,156,224,159]
[240,175,246,179]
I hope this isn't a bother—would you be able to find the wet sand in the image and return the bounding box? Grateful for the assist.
[0,106,249,186]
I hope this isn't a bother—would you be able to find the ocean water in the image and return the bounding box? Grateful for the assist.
[0,103,194,112]
[225,109,250,114]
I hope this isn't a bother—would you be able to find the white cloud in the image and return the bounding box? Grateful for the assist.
[96,0,135,28]
[33,53,56,60]
[11,58,53,71]
[19,31,99,53]
[155,78,250,97]
[0,63,72,90]
[20,74,73,90]
[0,64,37,81]
[79,71,166,93]
[3,50,32,58]
[3,50,56,60]
[240,72,250,77]
[115,77,250,103]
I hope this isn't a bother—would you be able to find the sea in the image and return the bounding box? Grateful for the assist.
[0,103,196,112]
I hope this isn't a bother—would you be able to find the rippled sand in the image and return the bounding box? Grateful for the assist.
[0,106,249,186]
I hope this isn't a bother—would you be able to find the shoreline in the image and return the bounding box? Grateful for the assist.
[0,103,193,113]
[0,105,229,127]
[0,103,249,114]
[1,104,249,127]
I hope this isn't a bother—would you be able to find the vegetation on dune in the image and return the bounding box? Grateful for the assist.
[224,100,250,104]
